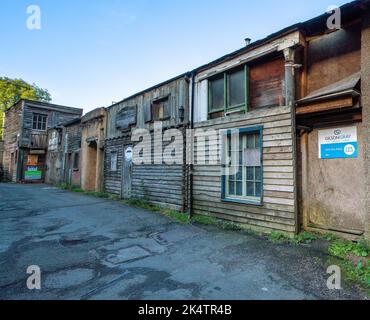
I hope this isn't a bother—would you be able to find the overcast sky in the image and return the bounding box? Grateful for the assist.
[0,0,349,113]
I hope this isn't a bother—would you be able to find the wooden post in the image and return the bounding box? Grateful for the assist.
[300,131,310,229]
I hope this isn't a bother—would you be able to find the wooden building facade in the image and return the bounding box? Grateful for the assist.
[189,0,370,238]
[2,100,82,183]
[190,32,301,235]
[105,75,190,211]
[62,118,83,187]
[81,107,107,192]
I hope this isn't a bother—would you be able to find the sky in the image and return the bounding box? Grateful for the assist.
[0,0,349,113]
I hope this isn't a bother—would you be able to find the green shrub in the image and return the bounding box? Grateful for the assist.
[292,232,317,244]
[268,231,290,244]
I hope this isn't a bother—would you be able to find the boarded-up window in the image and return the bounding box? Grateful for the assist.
[116,106,137,130]
[73,152,79,170]
[110,152,118,171]
[249,56,285,109]
[152,97,170,121]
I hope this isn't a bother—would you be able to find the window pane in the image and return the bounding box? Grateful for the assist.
[254,134,261,148]
[236,181,243,196]
[228,69,245,107]
[247,134,255,148]
[247,182,254,197]
[247,167,254,180]
[256,182,262,198]
[210,77,224,111]
[255,167,262,181]
[229,180,235,195]
[236,166,243,181]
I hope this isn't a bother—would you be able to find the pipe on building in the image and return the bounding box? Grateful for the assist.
[189,72,196,219]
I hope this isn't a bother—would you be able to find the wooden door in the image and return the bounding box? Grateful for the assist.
[121,146,133,199]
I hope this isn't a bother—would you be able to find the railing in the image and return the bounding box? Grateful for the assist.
[29,132,48,149]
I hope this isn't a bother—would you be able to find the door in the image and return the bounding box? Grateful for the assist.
[300,123,366,235]
[121,146,133,199]
[65,153,72,185]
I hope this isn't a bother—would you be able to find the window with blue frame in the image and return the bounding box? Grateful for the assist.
[222,126,263,205]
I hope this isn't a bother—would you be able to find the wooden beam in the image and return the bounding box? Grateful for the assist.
[296,97,354,115]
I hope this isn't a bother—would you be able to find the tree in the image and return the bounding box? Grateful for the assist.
[0,77,51,139]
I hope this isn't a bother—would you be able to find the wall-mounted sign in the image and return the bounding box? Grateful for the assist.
[25,166,42,180]
[125,147,133,162]
[116,106,137,130]
[319,126,358,159]
[27,155,39,166]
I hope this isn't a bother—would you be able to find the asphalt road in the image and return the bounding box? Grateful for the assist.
[0,183,367,300]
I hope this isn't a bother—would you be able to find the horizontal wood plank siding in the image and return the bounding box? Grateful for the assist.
[192,105,297,234]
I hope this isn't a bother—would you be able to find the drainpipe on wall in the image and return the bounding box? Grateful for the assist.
[284,47,299,234]
[188,72,196,219]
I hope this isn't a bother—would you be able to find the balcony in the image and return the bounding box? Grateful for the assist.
[29,132,48,149]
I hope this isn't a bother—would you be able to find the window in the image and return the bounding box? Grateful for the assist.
[32,113,48,131]
[209,65,249,116]
[222,126,263,204]
[73,153,79,170]
[151,97,170,121]
[110,152,118,171]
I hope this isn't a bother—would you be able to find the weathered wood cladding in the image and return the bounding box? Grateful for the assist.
[64,121,82,153]
[192,105,297,233]
[104,136,128,195]
[2,102,22,181]
[104,131,186,211]
[249,55,286,109]
[3,100,82,182]
[21,104,82,148]
[106,76,189,140]
[104,76,189,210]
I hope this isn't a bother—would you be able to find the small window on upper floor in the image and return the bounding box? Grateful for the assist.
[151,97,170,121]
[209,65,249,118]
[32,113,48,131]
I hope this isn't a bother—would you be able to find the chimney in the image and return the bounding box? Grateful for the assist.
[245,38,251,46]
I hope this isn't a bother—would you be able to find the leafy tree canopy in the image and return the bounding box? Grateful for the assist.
[0,77,51,112]
[0,77,51,138]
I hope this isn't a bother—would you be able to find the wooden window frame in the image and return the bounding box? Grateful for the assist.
[73,152,80,171]
[150,96,171,122]
[208,65,249,117]
[221,126,263,206]
[32,113,48,131]
[110,151,118,172]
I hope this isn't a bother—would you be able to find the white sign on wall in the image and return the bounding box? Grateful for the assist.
[318,126,358,159]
